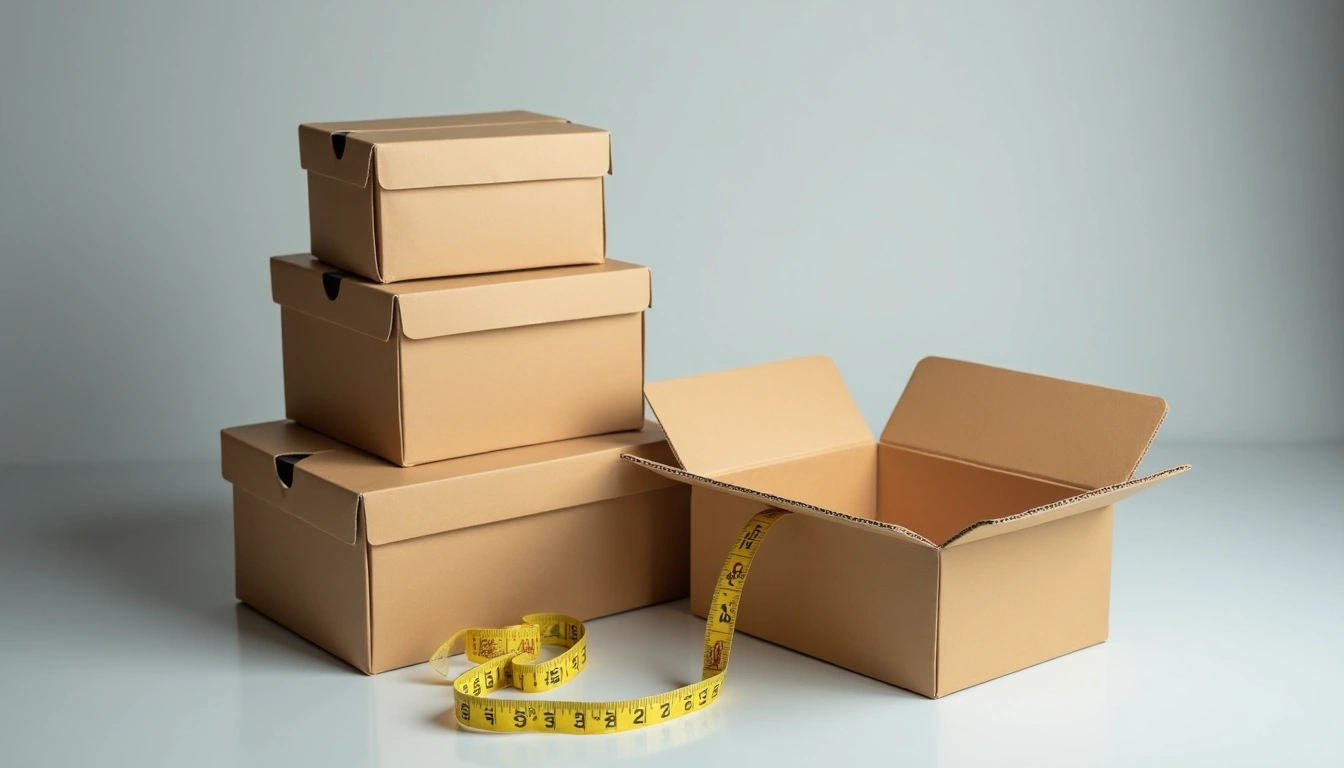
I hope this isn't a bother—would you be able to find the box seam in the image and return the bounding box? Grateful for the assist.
[622,454,937,548]
[371,154,386,282]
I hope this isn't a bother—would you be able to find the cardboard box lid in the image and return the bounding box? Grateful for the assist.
[298,110,611,190]
[882,357,1170,489]
[221,421,678,546]
[270,255,651,342]
[631,355,1189,549]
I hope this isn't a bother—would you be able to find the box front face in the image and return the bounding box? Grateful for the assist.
[399,313,645,465]
[233,489,372,672]
[689,487,940,696]
[367,487,690,673]
[937,507,1114,696]
[376,177,605,282]
[281,308,404,464]
[307,173,379,280]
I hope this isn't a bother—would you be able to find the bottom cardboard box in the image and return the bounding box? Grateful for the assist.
[221,420,689,674]
[627,355,1189,697]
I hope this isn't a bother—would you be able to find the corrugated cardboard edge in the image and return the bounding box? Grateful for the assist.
[624,456,1190,551]
[621,455,936,548]
[941,464,1192,547]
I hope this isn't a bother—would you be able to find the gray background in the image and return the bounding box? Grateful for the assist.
[2,0,1341,464]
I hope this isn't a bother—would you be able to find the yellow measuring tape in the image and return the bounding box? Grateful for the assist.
[430,508,787,734]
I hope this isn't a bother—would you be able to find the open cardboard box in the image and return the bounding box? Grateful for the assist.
[624,356,1189,697]
[299,110,610,282]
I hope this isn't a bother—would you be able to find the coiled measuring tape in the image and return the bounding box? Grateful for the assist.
[429,508,788,734]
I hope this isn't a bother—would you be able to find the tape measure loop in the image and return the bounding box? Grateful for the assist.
[431,509,791,734]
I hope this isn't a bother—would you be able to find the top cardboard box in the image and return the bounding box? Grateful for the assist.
[624,355,1189,697]
[299,110,611,283]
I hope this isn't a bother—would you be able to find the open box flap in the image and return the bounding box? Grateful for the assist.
[882,357,1169,489]
[643,356,874,478]
[271,254,396,341]
[622,455,935,548]
[271,255,649,341]
[942,464,1191,547]
[298,110,568,188]
[222,421,678,547]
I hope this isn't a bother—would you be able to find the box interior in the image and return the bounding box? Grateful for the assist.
[723,443,1083,547]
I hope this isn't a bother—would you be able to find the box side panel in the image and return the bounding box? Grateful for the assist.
[377,177,604,282]
[689,487,939,696]
[936,507,1113,697]
[399,312,644,465]
[877,444,1080,546]
[367,486,690,673]
[281,308,404,465]
[233,489,371,672]
[307,172,380,281]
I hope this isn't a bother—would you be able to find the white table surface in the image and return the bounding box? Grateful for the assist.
[2,443,1341,767]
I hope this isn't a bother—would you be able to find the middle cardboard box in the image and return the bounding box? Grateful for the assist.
[271,254,650,467]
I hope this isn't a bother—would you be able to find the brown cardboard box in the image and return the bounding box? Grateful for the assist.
[298,110,610,282]
[221,420,689,674]
[272,254,649,467]
[624,355,1189,698]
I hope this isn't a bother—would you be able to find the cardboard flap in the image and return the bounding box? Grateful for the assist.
[942,464,1191,547]
[644,356,874,478]
[622,455,935,548]
[222,421,679,547]
[882,357,1170,489]
[374,121,611,191]
[395,260,650,340]
[298,110,566,188]
[220,422,364,545]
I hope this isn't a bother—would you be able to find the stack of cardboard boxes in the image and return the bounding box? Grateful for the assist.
[220,111,690,674]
